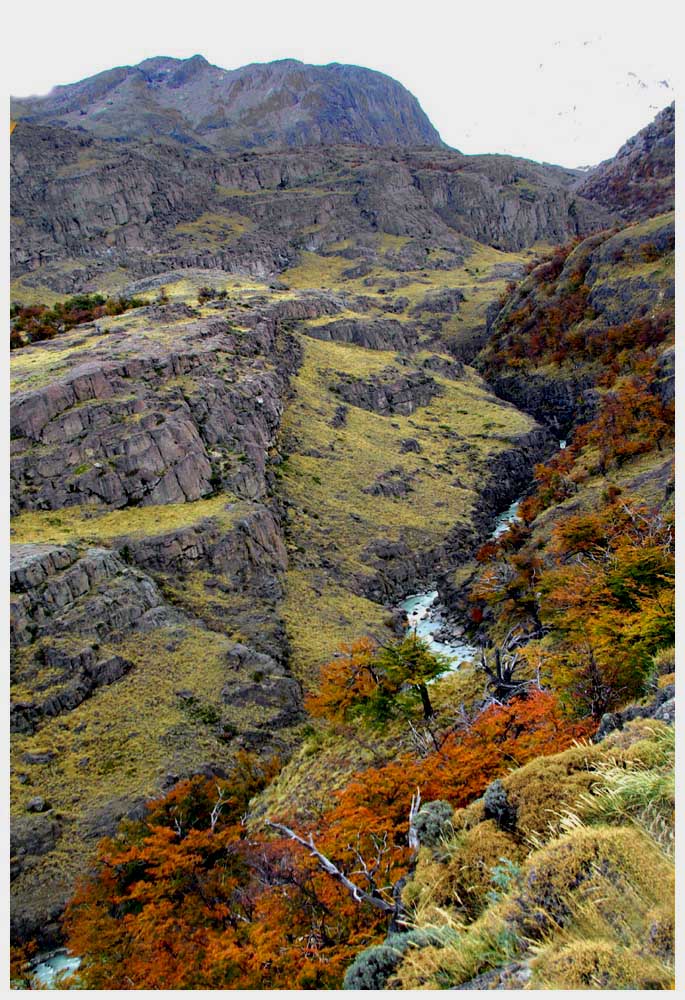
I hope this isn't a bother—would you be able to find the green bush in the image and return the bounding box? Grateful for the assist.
[343,929,453,989]
[414,800,454,847]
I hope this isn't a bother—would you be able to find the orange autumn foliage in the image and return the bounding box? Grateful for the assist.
[574,376,673,473]
[64,693,590,990]
[305,636,379,721]
[318,690,592,862]
[470,486,674,718]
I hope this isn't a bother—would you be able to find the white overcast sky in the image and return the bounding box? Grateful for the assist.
[5,0,678,167]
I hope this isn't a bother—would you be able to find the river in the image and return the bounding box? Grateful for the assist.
[26,449,565,986]
[24,493,523,989]
[398,492,525,668]
[399,439,567,668]
[29,949,81,989]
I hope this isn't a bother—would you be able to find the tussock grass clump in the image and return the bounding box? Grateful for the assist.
[527,840,675,989]
[494,744,599,838]
[390,720,674,989]
[652,644,675,675]
[531,939,673,990]
[513,825,672,938]
[403,820,523,924]
[572,723,674,855]
[391,905,520,989]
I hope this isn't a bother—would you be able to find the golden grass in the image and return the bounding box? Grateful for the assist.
[281,569,392,686]
[276,333,536,692]
[172,210,253,242]
[391,720,675,989]
[10,493,244,546]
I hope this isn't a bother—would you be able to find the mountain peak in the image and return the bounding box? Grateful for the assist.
[11,55,444,152]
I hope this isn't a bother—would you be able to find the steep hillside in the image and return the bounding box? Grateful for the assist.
[8,264,552,947]
[11,56,443,150]
[477,210,674,433]
[10,299,305,943]
[442,211,675,704]
[576,103,675,221]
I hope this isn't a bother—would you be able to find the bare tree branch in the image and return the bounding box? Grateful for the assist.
[407,787,422,853]
[407,719,444,757]
[348,831,388,885]
[266,822,395,913]
[210,784,228,832]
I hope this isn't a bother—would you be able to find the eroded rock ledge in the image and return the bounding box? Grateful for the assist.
[331,367,442,416]
[10,312,299,512]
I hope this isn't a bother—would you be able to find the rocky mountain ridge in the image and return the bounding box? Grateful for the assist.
[11,122,616,297]
[11,56,444,151]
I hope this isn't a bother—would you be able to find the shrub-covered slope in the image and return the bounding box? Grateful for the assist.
[477,211,674,434]
[462,213,674,716]
[383,719,675,989]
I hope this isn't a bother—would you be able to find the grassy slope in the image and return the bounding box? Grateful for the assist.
[393,719,674,989]
[9,304,290,927]
[9,488,288,918]
[279,335,536,681]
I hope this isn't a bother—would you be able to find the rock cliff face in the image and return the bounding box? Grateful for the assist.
[10,124,616,290]
[331,367,442,416]
[305,317,419,352]
[10,311,296,512]
[576,103,675,221]
[11,56,444,151]
[9,302,305,947]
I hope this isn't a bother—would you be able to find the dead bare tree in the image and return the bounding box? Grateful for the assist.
[407,787,421,852]
[349,831,391,894]
[476,625,544,703]
[210,784,229,832]
[407,719,445,757]
[266,788,424,928]
[265,821,396,913]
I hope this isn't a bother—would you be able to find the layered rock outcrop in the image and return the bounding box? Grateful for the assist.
[10,313,295,512]
[11,122,616,291]
[331,368,442,416]
[9,304,304,948]
[304,317,418,352]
